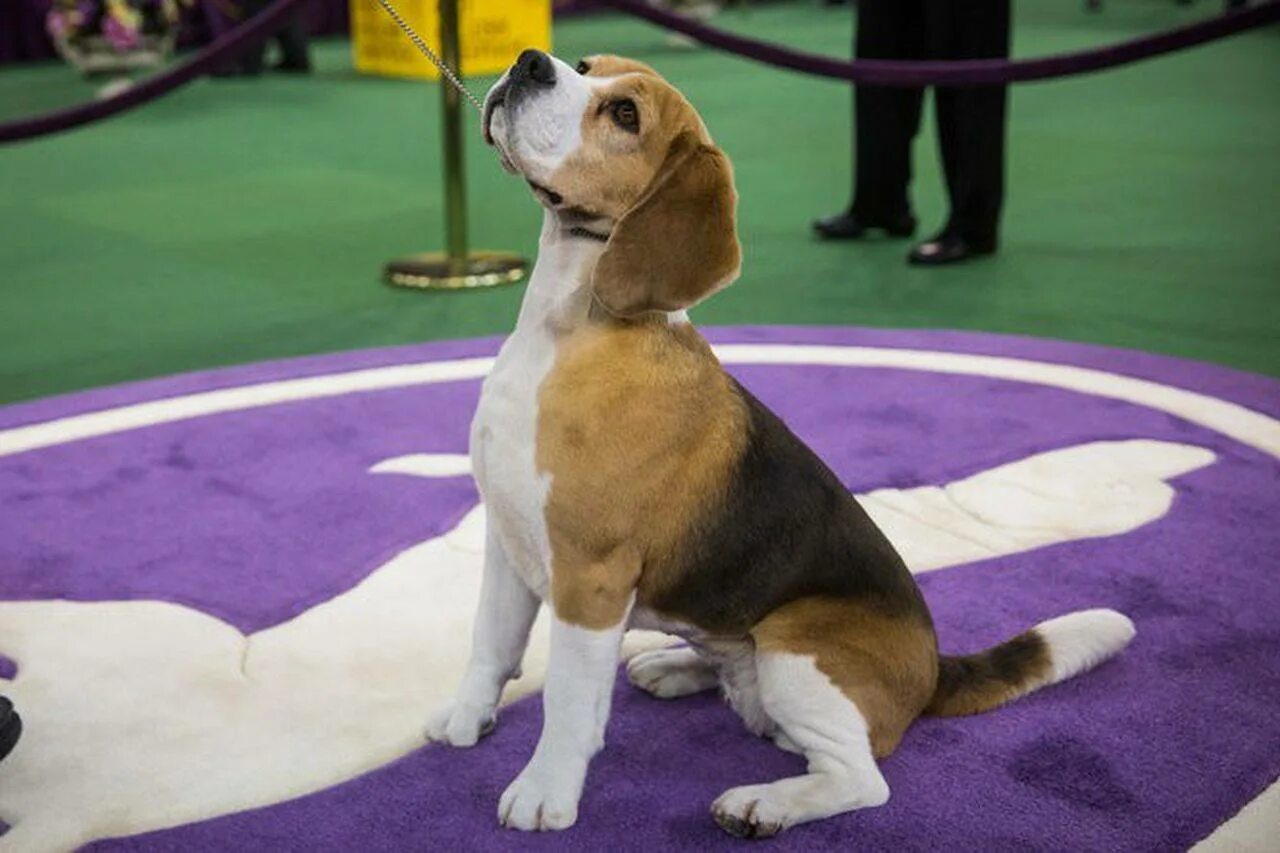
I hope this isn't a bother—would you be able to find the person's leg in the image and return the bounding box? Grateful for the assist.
[852,0,926,226]
[238,42,267,76]
[948,0,1010,249]
[274,13,312,72]
[927,0,962,237]
[815,0,924,238]
[235,0,271,75]
[913,0,1010,263]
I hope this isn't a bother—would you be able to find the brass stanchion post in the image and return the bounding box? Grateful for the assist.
[383,0,527,290]
[439,0,467,273]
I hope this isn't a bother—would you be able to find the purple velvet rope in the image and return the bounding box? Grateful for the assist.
[0,0,312,144]
[598,0,1280,86]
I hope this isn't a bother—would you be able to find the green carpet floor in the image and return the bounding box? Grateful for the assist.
[1,2,1278,406]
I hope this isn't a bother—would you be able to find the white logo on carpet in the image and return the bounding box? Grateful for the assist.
[2,342,1273,851]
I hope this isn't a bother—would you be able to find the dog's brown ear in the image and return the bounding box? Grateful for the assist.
[592,132,741,317]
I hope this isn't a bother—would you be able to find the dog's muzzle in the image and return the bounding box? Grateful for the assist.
[483,49,555,145]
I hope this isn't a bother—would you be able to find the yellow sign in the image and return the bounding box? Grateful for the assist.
[351,0,551,80]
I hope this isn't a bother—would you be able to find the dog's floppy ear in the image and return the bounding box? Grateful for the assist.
[592,131,741,317]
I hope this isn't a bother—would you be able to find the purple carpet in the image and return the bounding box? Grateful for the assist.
[1,326,1277,850]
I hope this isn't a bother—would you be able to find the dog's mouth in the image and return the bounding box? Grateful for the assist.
[481,81,507,147]
[483,77,575,210]
[482,83,522,175]
[526,180,563,206]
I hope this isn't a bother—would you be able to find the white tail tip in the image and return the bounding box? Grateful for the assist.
[1035,608,1136,684]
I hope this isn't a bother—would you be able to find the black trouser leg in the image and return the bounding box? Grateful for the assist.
[235,0,310,73]
[927,0,1010,247]
[238,42,266,75]
[275,14,311,69]
[851,0,926,223]
[236,0,271,74]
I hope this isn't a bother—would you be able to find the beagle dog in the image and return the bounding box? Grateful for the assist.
[426,49,1137,837]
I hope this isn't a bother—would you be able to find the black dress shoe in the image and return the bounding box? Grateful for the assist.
[812,212,917,241]
[908,234,996,266]
[0,696,20,763]
[273,59,313,74]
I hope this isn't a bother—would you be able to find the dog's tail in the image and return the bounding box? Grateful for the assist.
[925,608,1135,717]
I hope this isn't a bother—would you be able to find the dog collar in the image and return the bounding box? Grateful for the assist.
[567,226,610,243]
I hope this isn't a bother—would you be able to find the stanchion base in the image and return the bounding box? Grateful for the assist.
[383,251,527,291]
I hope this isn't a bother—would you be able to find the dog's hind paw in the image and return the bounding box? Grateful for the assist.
[712,784,787,839]
[626,646,718,699]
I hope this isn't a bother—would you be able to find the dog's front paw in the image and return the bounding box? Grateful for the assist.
[423,701,496,747]
[498,765,582,831]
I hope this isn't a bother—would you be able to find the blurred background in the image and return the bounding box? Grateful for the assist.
[1,0,1277,401]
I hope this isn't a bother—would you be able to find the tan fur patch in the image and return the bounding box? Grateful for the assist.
[752,597,939,758]
[537,320,749,630]
[578,54,665,80]
[549,71,710,221]
[546,62,740,317]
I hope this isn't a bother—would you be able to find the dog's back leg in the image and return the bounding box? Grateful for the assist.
[710,650,889,837]
[710,598,935,837]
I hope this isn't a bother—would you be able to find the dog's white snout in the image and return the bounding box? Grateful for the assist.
[484,52,592,182]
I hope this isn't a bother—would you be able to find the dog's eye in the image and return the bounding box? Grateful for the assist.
[610,98,639,133]
[575,59,591,75]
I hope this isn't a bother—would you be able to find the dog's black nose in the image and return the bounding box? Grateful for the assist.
[511,49,555,87]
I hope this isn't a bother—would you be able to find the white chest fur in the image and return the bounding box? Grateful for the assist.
[471,327,556,597]
[469,216,602,599]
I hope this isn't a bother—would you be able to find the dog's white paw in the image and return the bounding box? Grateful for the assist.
[423,701,495,747]
[713,772,889,838]
[711,783,791,839]
[626,646,717,699]
[498,765,581,831]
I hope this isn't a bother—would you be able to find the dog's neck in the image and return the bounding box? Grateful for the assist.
[514,209,689,338]
[513,211,608,335]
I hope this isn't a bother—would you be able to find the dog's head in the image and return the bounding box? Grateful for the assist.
[484,51,741,317]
